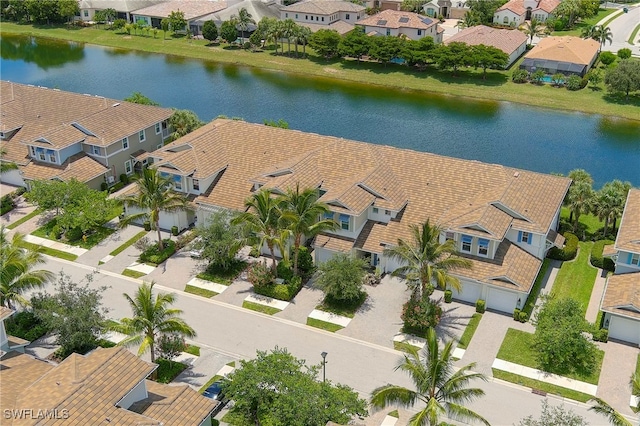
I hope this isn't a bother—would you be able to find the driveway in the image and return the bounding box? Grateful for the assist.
[596,340,639,417]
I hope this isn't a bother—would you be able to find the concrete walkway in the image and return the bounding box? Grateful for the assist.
[274,285,324,323]
[75,222,149,267]
[585,268,608,323]
[23,234,88,256]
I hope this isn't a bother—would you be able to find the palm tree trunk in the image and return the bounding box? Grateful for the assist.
[156,221,164,250]
[293,235,301,276]
[268,243,277,275]
[150,333,158,380]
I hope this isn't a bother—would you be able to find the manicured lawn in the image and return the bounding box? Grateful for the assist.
[184,284,218,298]
[497,328,604,385]
[109,230,147,256]
[122,269,146,279]
[184,344,200,356]
[6,208,42,230]
[560,207,606,240]
[457,313,483,349]
[1,23,638,120]
[155,359,187,384]
[492,369,593,403]
[199,374,224,393]
[552,8,619,36]
[197,260,248,285]
[32,218,115,249]
[15,240,78,261]
[551,241,598,316]
[306,318,344,332]
[315,293,366,319]
[388,410,399,418]
[522,259,551,318]
[393,341,422,353]
[630,23,640,45]
[242,300,280,315]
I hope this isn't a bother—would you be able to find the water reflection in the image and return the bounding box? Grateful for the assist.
[0,34,84,70]
[598,117,640,143]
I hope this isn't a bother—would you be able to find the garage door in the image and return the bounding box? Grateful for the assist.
[487,287,518,313]
[314,247,337,264]
[453,282,482,304]
[383,256,404,275]
[609,315,640,345]
[0,170,26,187]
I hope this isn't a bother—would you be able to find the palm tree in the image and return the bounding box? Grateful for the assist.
[592,180,631,237]
[119,168,190,250]
[282,19,297,55]
[581,24,599,40]
[111,282,196,376]
[522,18,545,44]
[457,11,477,30]
[383,220,472,300]
[0,147,18,174]
[370,328,490,426]
[233,7,255,44]
[0,228,54,309]
[566,180,594,233]
[595,25,613,52]
[232,189,287,274]
[588,397,633,426]
[631,373,640,413]
[279,184,337,276]
[297,26,312,57]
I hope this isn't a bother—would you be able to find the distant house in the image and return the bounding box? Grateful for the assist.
[356,9,443,42]
[601,188,640,346]
[423,0,468,19]
[445,25,528,67]
[0,345,216,426]
[77,0,168,22]
[131,0,228,34]
[281,0,366,35]
[519,36,600,77]
[493,0,560,26]
[197,0,281,34]
[0,82,173,191]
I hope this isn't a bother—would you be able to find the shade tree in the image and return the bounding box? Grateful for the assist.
[202,20,219,44]
[309,29,342,59]
[605,59,640,101]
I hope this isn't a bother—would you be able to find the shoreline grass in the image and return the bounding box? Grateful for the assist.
[184,284,218,298]
[6,208,42,230]
[457,313,483,349]
[306,317,344,332]
[1,23,638,121]
[492,369,593,403]
[109,230,147,256]
[242,300,280,315]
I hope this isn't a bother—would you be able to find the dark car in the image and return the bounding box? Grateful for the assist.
[203,380,225,400]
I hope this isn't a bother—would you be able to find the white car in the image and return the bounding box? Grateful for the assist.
[189,237,203,258]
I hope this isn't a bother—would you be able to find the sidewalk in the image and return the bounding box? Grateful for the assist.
[585,268,608,323]
[22,234,88,256]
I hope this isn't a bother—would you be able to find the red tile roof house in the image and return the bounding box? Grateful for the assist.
[600,188,640,346]
[133,118,571,314]
[445,25,528,67]
[493,0,560,27]
[356,9,444,42]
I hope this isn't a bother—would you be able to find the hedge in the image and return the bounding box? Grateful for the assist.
[139,239,176,265]
[590,240,615,272]
[547,232,578,261]
[4,311,49,341]
[1,194,15,215]
[253,276,303,301]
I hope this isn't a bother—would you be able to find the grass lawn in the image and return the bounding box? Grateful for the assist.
[306,317,344,332]
[199,374,224,393]
[242,300,280,315]
[184,284,218,298]
[32,218,115,249]
[184,344,200,357]
[551,241,598,316]
[560,207,606,240]
[388,410,399,418]
[522,259,551,318]
[1,23,638,120]
[393,341,423,353]
[122,268,146,279]
[155,359,187,384]
[492,369,593,402]
[15,240,78,261]
[6,208,42,230]
[315,293,366,319]
[197,260,247,285]
[457,313,483,349]
[497,328,604,385]
[630,23,640,45]
[552,8,619,36]
[109,230,147,256]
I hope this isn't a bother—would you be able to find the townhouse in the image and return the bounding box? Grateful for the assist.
[357,9,444,42]
[493,0,560,26]
[281,0,366,35]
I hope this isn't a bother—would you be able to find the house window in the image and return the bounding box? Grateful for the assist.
[173,175,182,191]
[139,130,145,142]
[372,207,379,214]
[122,137,129,150]
[296,14,298,19]
[478,238,489,256]
[192,179,200,191]
[386,28,391,35]
[39,150,46,161]
[339,214,350,231]
[155,123,161,134]
[48,151,56,163]
[125,160,132,174]
[285,13,288,17]
[305,15,308,20]
[461,235,472,252]
[321,17,324,21]
[445,232,455,241]
[503,16,509,24]
[346,13,350,19]
[521,231,531,244]
[92,146,101,156]
[418,29,422,35]
[385,209,391,215]
[631,253,640,266]
[84,10,89,17]
[30,146,36,157]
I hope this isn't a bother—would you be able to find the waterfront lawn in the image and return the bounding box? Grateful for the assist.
[552,9,619,36]
[457,313,482,349]
[551,242,598,316]
[1,23,638,120]
[560,207,606,240]
[497,328,604,385]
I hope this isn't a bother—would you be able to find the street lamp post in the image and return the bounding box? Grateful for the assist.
[321,351,328,383]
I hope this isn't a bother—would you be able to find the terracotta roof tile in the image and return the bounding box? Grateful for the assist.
[615,188,640,253]
[445,25,527,55]
[301,20,356,34]
[315,233,355,252]
[524,36,600,66]
[283,0,365,14]
[602,272,640,320]
[357,9,438,30]
[20,152,109,183]
[0,306,13,321]
[132,0,227,20]
[497,0,560,15]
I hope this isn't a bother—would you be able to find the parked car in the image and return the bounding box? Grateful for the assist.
[203,380,224,401]
[190,237,203,258]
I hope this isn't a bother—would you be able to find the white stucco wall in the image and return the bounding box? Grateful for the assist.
[606,313,640,346]
[494,10,520,26]
[117,380,149,410]
[0,169,26,187]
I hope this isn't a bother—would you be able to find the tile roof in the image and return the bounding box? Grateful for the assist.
[132,0,228,20]
[497,0,560,15]
[524,36,600,66]
[615,188,640,254]
[20,152,109,184]
[602,272,640,320]
[0,306,14,321]
[282,0,365,14]
[78,0,167,13]
[315,233,356,252]
[357,9,438,30]
[301,20,356,34]
[445,25,527,55]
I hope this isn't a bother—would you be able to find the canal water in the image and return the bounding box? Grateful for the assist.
[1,34,638,187]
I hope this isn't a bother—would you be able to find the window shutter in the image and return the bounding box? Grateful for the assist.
[527,234,532,245]
[629,252,634,264]
[517,231,522,242]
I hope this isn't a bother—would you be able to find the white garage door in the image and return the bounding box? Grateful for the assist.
[453,282,482,304]
[608,315,640,345]
[383,256,404,275]
[487,287,518,313]
[315,247,337,264]
[0,170,26,187]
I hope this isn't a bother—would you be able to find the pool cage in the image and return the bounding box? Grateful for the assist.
[519,58,588,77]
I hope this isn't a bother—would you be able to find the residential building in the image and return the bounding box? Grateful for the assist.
[135,118,570,314]
[601,188,640,346]
[519,36,600,77]
[281,0,366,34]
[493,0,560,26]
[356,9,443,42]
[0,82,173,190]
[445,25,528,67]
[77,0,168,22]
[199,0,281,34]
[423,0,469,19]
[377,0,403,11]
[131,0,228,34]
[0,307,29,357]
[0,345,216,425]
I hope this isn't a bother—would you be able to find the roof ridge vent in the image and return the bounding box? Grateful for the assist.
[112,102,120,107]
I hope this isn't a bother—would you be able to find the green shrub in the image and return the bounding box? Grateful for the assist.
[101,182,108,191]
[144,221,151,231]
[512,69,529,83]
[4,311,49,341]
[65,227,84,242]
[518,311,528,323]
[401,297,443,335]
[109,181,124,193]
[120,173,129,184]
[617,48,631,60]
[444,289,452,303]
[296,246,316,279]
[592,328,608,343]
[513,308,521,321]
[171,225,179,236]
[590,240,615,272]
[547,232,578,261]
[139,239,176,265]
[566,75,585,91]
[551,73,565,86]
[249,246,261,258]
[247,262,274,288]
[211,420,220,426]
[253,275,303,301]
[0,195,15,215]
[599,51,616,66]
[475,299,486,313]
[276,259,294,282]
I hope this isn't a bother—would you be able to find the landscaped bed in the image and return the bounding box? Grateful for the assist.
[315,293,367,319]
[196,260,248,285]
[521,259,551,319]
[184,285,218,298]
[139,239,176,266]
[155,359,187,384]
[242,300,280,315]
[32,218,115,249]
